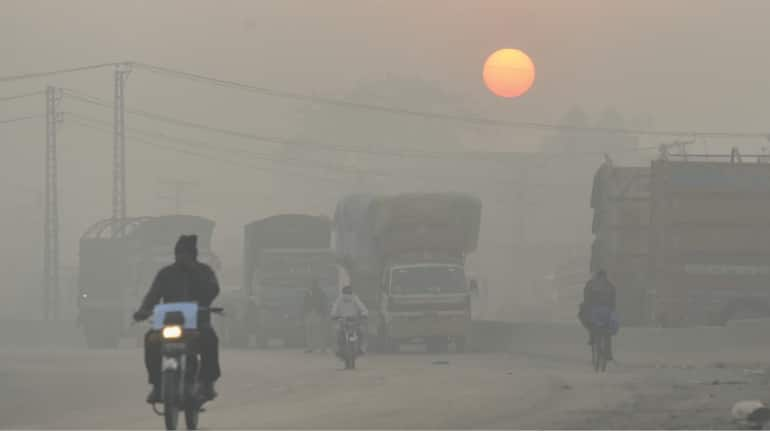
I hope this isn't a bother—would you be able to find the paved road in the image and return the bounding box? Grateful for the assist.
[0,347,637,429]
[4,321,770,429]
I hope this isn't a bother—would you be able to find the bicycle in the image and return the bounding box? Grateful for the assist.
[591,328,611,373]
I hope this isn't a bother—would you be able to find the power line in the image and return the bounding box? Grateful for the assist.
[1,62,766,140]
[65,111,646,187]
[0,114,45,125]
[61,88,662,162]
[63,111,381,176]
[61,89,453,159]
[0,91,45,102]
[65,116,352,184]
[133,62,770,139]
[0,63,118,83]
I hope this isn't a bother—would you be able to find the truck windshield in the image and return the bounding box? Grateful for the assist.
[389,266,466,294]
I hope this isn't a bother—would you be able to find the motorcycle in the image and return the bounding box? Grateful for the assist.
[147,302,223,430]
[336,316,362,370]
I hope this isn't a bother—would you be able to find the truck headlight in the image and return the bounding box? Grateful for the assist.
[162,325,183,339]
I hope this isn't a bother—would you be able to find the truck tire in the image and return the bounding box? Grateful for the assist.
[254,329,269,349]
[376,325,396,353]
[455,337,467,353]
[224,320,249,349]
[284,334,306,349]
[84,325,120,349]
[426,337,448,354]
[229,329,250,349]
[708,310,729,327]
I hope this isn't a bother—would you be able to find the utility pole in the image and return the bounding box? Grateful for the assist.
[112,62,131,237]
[43,86,62,320]
[157,179,198,214]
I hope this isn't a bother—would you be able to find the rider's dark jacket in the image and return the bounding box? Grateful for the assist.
[583,277,616,310]
[139,261,220,326]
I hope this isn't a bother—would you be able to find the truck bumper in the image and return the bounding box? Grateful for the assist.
[386,312,471,339]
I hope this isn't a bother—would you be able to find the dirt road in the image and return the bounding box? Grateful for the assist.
[2,320,770,429]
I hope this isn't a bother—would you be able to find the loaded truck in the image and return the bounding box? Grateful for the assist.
[77,215,221,348]
[334,193,482,353]
[218,214,338,348]
[591,151,770,327]
[590,162,651,325]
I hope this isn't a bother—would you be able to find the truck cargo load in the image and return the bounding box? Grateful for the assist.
[242,214,331,293]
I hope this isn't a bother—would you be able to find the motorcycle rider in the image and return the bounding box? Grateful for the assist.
[132,235,221,403]
[579,269,617,360]
[330,285,369,356]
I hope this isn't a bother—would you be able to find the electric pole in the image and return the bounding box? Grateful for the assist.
[112,62,131,237]
[43,86,62,320]
[157,179,199,214]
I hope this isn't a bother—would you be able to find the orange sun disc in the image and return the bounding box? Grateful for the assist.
[483,48,536,98]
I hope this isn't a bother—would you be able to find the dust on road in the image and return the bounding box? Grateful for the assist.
[3,320,770,429]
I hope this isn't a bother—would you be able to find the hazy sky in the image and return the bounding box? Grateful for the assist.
[2,0,770,286]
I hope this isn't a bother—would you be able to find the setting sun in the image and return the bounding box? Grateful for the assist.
[483,48,535,98]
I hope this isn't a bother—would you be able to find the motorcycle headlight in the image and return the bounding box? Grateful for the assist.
[162,325,183,339]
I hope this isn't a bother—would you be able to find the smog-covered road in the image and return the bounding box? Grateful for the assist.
[3,321,770,429]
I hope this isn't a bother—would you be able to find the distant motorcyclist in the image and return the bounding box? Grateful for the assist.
[132,235,221,403]
[303,279,330,353]
[579,270,617,360]
[330,285,369,355]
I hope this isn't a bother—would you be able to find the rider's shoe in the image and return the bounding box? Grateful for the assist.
[146,385,161,404]
[200,381,218,401]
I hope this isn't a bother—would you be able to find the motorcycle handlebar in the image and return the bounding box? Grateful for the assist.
[133,305,224,323]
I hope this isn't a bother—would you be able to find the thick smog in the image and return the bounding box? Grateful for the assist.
[3,1,770,429]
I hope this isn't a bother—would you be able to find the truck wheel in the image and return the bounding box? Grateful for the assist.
[455,337,467,353]
[84,325,119,349]
[284,335,306,349]
[377,326,396,353]
[708,310,729,327]
[426,337,448,354]
[229,330,250,349]
[224,320,249,349]
[254,330,268,349]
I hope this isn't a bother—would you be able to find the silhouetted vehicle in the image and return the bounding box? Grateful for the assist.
[336,316,363,370]
[335,193,481,353]
[592,150,770,327]
[219,215,337,348]
[77,216,221,349]
[141,303,223,430]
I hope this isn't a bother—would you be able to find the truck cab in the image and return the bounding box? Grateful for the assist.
[379,258,473,353]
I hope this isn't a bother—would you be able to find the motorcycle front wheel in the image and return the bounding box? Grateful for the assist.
[162,371,180,430]
[344,339,356,370]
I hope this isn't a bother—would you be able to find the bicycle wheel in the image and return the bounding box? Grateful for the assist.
[597,334,609,372]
